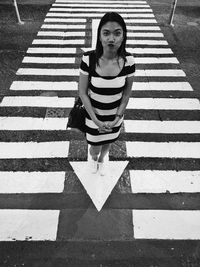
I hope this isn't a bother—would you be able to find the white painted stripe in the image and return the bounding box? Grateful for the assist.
[0,117,68,130]
[0,141,69,159]
[130,170,200,193]
[124,120,200,133]
[127,98,200,110]
[0,210,59,241]
[37,31,85,37]
[128,32,164,37]
[22,56,75,64]
[132,82,193,91]
[27,47,76,54]
[42,24,86,29]
[16,68,79,76]
[135,69,186,77]
[2,97,198,110]
[127,40,168,45]
[125,19,157,23]
[0,96,74,108]
[10,81,77,91]
[0,172,65,193]
[56,0,147,3]
[127,26,161,31]
[134,57,179,64]
[32,39,84,45]
[45,18,157,23]
[47,12,155,18]
[44,18,86,22]
[53,3,150,7]
[126,141,200,158]
[132,210,200,239]
[49,8,153,12]
[127,48,173,54]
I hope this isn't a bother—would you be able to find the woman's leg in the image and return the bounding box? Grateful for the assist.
[98,143,111,163]
[89,145,101,161]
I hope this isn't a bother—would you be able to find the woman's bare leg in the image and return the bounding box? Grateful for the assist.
[89,145,101,161]
[98,143,111,163]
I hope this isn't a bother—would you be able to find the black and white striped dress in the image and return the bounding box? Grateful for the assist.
[80,50,135,146]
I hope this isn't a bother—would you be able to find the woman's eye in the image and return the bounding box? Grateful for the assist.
[103,32,109,36]
[115,31,122,36]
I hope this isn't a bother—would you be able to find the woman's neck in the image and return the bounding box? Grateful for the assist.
[102,51,118,60]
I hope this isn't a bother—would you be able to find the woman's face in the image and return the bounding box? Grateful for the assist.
[100,21,124,53]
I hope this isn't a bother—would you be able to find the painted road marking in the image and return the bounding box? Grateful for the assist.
[0,172,65,193]
[0,141,69,159]
[1,118,199,133]
[135,69,186,76]
[71,159,128,211]
[132,82,193,91]
[132,210,200,239]
[1,97,199,109]
[127,40,168,45]
[128,32,164,37]
[55,0,148,3]
[124,120,200,133]
[0,96,74,107]
[45,18,157,23]
[0,210,59,241]
[127,48,173,54]
[22,56,75,64]
[49,8,153,13]
[16,68,79,76]
[53,4,150,7]
[126,141,200,158]
[10,81,77,91]
[126,26,161,31]
[13,81,190,93]
[44,18,86,22]
[27,48,76,54]
[127,98,200,110]
[130,170,200,193]
[32,39,85,45]
[42,24,86,29]
[47,13,155,18]
[134,57,179,64]
[126,19,157,23]
[22,57,178,65]
[37,31,85,37]
[0,117,68,130]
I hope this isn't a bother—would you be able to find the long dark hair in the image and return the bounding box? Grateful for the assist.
[95,12,127,66]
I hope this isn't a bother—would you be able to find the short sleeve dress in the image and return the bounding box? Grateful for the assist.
[79,50,135,146]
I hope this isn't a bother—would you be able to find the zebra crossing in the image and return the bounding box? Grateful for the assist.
[0,0,200,256]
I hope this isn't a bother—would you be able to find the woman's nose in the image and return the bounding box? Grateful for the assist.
[108,34,115,42]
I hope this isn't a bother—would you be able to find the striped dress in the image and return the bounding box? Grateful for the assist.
[80,50,135,146]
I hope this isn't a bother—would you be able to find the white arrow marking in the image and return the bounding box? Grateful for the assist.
[70,149,128,212]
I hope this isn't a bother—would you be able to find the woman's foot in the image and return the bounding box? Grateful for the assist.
[98,161,106,176]
[90,158,98,174]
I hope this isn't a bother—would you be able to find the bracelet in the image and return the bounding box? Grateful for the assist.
[115,114,123,119]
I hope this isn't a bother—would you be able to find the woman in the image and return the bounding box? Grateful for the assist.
[78,12,135,175]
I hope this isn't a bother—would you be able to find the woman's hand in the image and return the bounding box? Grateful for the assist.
[95,120,112,133]
[104,117,120,129]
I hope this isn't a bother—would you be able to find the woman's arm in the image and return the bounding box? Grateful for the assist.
[107,75,134,128]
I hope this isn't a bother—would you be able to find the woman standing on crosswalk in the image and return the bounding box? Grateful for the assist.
[79,12,135,175]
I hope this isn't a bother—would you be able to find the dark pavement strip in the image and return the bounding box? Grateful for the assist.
[0,240,199,266]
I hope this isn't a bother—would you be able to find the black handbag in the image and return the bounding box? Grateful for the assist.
[67,97,86,133]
